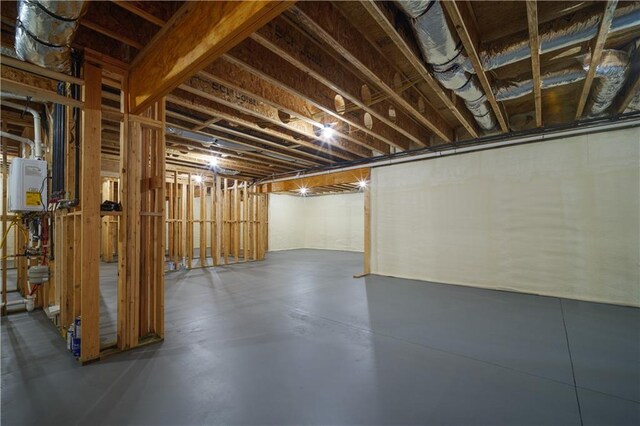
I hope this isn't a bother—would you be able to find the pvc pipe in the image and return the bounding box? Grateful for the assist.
[1,95,43,159]
[0,130,35,154]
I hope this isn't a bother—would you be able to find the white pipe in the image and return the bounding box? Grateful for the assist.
[0,130,35,154]
[262,116,640,184]
[1,95,43,159]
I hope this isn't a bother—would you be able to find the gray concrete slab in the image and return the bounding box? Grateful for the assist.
[1,249,638,425]
[562,298,640,402]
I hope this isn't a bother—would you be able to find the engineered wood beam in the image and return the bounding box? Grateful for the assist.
[201,59,388,155]
[290,2,452,143]
[182,73,369,159]
[168,92,341,164]
[223,44,399,152]
[128,1,294,114]
[357,0,479,138]
[575,0,618,119]
[526,0,542,127]
[165,110,321,168]
[441,0,509,133]
[261,168,370,193]
[252,18,423,149]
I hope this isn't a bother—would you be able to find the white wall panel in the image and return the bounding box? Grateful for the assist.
[371,127,640,306]
[269,192,364,252]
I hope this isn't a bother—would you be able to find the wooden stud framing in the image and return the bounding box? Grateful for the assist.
[80,60,102,363]
[441,0,509,133]
[290,2,453,143]
[128,0,294,113]
[526,0,542,128]
[575,0,618,119]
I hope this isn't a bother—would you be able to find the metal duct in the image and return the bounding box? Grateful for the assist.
[477,2,640,71]
[494,50,629,116]
[398,0,497,130]
[15,0,87,72]
[626,90,640,112]
[587,50,630,115]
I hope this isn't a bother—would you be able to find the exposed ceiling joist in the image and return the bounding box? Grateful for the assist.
[526,0,542,128]
[575,0,618,119]
[252,18,424,149]
[290,2,452,143]
[357,0,479,138]
[128,0,294,113]
[441,0,509,133]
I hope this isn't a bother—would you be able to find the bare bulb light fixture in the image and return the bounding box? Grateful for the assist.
[358,180,367,189]
[194,175,203,183]
[299,187,308,196]
[321,125,334,140]
[209,156,218,167]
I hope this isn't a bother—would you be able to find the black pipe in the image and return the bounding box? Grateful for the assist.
[255,110,640,185]
[52,82,66,198]
[71,50,81,205]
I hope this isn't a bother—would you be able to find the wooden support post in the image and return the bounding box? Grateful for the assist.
[363,184,371,275]
[243,182,249,261]
[223,178,229,264]
[1,131,6,316]
[80,60,102,363]
[200,181,206,265]
[233,180,240,262]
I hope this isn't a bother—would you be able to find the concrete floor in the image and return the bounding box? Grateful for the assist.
[2,249,639,425]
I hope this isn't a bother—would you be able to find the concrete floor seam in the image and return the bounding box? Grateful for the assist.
[560,298,585,426]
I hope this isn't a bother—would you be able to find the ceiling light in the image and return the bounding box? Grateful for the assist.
[321,125,334,140]
[358,180,367,189]
[299,187,308,196]
[209,156,218,167]
[193,175,203,183]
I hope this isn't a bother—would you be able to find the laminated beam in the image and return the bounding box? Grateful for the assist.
[203,58,390,155]
[168,92,343,164]
[357,1,479,138]
[261,168,370,193]
[181,74,369,158]
[441,0,509,133]
[290,2,453,142]
[575,0,617,119]
[252,17,428,149]
[128,1,294,113]
[224,41,404,151]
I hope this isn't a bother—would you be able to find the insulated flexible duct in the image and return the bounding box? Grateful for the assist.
[397,0,497,130]
[15,0,87,72]
[476,2,640,71]
[494,50,630,116]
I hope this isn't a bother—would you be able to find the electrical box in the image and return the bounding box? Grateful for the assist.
[8,157,48,212]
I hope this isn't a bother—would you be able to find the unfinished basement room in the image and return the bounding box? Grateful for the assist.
[1,0,639,424]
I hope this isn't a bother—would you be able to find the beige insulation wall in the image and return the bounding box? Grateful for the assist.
[269,192,364,252]
[371,127,640,306]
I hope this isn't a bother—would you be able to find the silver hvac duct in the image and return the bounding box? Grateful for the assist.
[626,90,640,112]
[15,0,87,72]
[478,2,640,71]
[494,50,630,116]
[397,0,497,130]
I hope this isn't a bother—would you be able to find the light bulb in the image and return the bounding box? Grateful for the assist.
[299,187,308,195]
[321,125,334,139]
[194,175,203,183]
[209,156,218,167]
[358,180,367,188]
